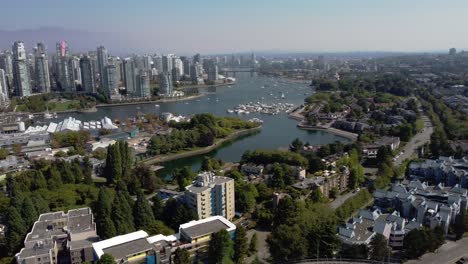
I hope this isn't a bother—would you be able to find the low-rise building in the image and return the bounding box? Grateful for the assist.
[16,208,98,264]
[293,166,349,198]
[240,163,264,175]
[408,156,468,188]
[362,136,400,159]
[92,216,236,264]
[338,208,420,248]
[373,180,467,234]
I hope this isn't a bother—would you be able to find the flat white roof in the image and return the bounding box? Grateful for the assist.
[146,234,178,244]
[179,216,236,233]
[92,230,149,258]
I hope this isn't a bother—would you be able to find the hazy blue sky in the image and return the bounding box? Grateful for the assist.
[1,0,467,54]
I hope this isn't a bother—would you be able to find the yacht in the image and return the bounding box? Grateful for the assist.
[281,93,285,99]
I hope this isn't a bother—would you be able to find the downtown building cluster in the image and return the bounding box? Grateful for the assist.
[0,41,255,109]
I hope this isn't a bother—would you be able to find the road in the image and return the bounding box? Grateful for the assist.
[246,229,271,263]
[405,237,468,264]
[330,189,362,209]
[394,114,433,167]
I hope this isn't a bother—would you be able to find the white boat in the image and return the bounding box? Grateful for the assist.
[281,93,285,99]
[155,104,160,107]
[44,107,54,119]
[227,109,234,114]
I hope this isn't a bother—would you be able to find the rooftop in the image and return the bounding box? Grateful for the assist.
[179,216,236,240]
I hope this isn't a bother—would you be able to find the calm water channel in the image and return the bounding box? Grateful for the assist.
[56,73,350,177]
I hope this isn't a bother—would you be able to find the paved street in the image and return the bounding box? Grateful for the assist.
[330,189,363,209]
[394,114,433,167]
[246,229,271,263]
[405,237,468,264]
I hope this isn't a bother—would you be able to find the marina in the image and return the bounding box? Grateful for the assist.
[227,102,296,115]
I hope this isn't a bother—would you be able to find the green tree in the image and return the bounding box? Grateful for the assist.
[369,233,391,261]
[249,233,258,256]
[162,198,198,230]
[95,188,116,239]
[310,188,324,203]
[173,248,191,264]
[454,210,465,240]
[111,194,135,235]
[133,190,155,230]
[289,138,304,152]
[273,196,297,227]
[21,197,38,227]
[267,224,308,263]
[0,148,8,159]
[47,166,62,190]
[83,156,94,185]
[145,220,175,236]
[403,229,428,259]
[236,183,259,213]
[96,253,116,264]
[5,207,27,255]
[151,195,164,220]
[173,167,195,191]
[72,161,84,183]
[329,187,339,199]
[233,225,248,264]
[208,229,234,264]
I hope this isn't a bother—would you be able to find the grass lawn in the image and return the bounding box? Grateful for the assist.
[50,100,80,111]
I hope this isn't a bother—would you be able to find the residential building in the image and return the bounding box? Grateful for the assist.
[158,72,172,96]
[136,70,151,98]
[123,58,136,95]
[33,43,51,93]
[92,216,236,264]
[0,50,14,90]
[97,46,108,88]
[185,172,235,220]
[408,156,468,188]
[55,41,74,92]
[162,54,173,73]
[104,64,119,99]
[241,163,264,175]
[152,55,163,73]
[338,208,420,248]
[374,180,468,234]
[293,166,350,198]
[362,136,401,159]
[80,56,95,93]
[0,69,9,108]
[12,41,32,97]
[15,208,99,264]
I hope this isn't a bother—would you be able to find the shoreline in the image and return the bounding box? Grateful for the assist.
[96,94,204,108]
[140,126,261,165]
[175,82,234,90]
[297,123,358,141]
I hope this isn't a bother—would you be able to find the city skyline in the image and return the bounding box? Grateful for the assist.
[1,0,468,54]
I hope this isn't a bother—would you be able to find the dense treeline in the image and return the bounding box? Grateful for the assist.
[51,131,92,153]
[0,158,96,256]
[420,90,468,140]
[312,74,415,97]
[267,197,341,262]
[241,149,308,168]
[148,113,258,155]
[403,226,445,260]
[94,185,196,239]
